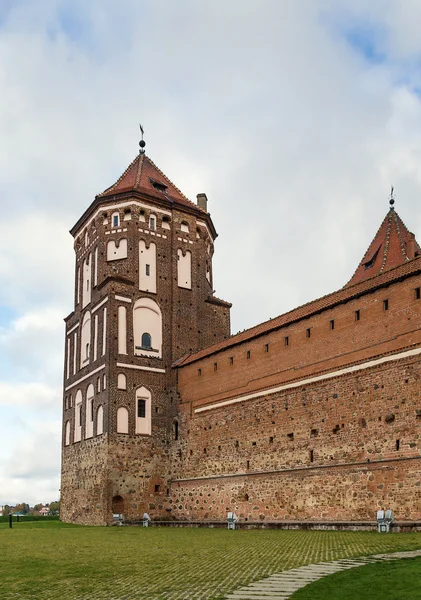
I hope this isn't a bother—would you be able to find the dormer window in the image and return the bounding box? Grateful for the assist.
[149,178,168,193]
[112,212,120,228]
[364,246,380,270]
[149,215,156,230]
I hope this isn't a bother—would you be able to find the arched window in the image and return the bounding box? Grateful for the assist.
[123,208,131,221]
[112,211,120,228]
[82,254,92,308]
[180,221,189,233]
[97,405,104,436]
[162,215,171,230]
[85,384,94,439]
[133,298,162,358]
[117,373,127,390]
[141,332,152,349]
[117,407,129,434]
[173,420,179,441]
[97,377,101,392]
[64,421,71,446]
[136,386,151,435]
[80,311,91,368]
[74,390,83,442]
[149,214,156,230]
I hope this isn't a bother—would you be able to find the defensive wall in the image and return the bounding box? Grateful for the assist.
[170,259,421,522]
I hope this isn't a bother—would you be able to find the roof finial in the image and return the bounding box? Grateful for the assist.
[389,185,395,209]
[139,123,146,154]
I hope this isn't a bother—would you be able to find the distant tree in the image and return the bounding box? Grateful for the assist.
[49,501,60,515]
[2,505,10,516]
[32,503,43,514]
[14,503,30,514]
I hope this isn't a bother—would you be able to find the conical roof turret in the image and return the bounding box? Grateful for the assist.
[97,153,204,212]
[346,203,420,287]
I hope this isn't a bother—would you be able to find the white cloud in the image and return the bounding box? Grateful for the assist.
[0,382,59,408]
[0,306,65,382]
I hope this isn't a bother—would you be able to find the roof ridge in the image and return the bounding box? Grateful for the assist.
[379,211,393,273]
[97,154,140,197]
[346,210,390,286]
[393,210,409,263]
[144,155,198,208]
[134,152,144,188]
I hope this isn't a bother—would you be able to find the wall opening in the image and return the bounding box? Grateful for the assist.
[136,386,152,435]
[112,495,124,514]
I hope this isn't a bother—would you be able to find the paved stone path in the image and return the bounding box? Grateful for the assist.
[225,549,421,599]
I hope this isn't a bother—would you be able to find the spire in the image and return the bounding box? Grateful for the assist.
[346,198,420,288]
[389,185,395,209]
[139,124,146,154]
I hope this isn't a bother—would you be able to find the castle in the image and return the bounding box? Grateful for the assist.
[61,143,421,526]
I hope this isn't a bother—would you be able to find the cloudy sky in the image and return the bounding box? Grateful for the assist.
[1,0,421,506]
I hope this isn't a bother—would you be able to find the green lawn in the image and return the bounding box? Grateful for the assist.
[291,557,421,600]
[1,521,421,599]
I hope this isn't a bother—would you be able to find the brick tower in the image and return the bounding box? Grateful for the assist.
[61,142,231,524]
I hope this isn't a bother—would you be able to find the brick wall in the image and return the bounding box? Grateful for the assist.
[170,352,421,521]
[177,272,421,409]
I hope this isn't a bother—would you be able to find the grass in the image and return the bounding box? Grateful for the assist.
[290,557,421,599]
[1,521,421,599]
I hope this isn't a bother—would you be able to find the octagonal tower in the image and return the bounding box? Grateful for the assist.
[61,148,231,524]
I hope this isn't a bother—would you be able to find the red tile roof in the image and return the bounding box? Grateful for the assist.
[346,208,421,287]
[97,153,205,213]
[175,253,421,368]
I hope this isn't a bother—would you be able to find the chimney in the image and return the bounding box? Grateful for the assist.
[196,193,208,212]
[407,232,416,259]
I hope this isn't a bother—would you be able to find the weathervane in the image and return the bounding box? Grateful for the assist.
[139,123,146,154]
[389,185,395,209]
